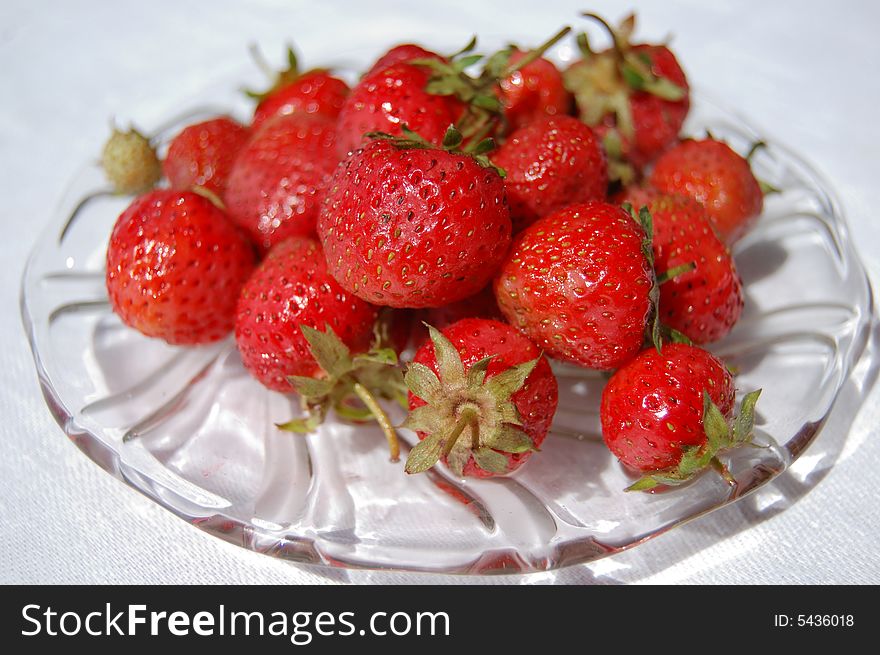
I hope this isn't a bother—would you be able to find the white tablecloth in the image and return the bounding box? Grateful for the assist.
[2,0,878,584]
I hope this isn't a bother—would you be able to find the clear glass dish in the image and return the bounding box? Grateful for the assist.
[20,45,874,574]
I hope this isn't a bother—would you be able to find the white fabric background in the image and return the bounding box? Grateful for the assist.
[2,0,878,584]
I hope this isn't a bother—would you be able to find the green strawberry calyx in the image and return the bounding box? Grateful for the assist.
[365,125,506,178]
[243,43,329,102]
[403,324,539,477]
[412,26,571,142]
[627,388,762,492]
[622,203,663,353]
[563,12,687,182]
[745,140,782,196]
[277,323,407,462]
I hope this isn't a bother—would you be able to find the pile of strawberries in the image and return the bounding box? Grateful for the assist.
[101,12,765,491]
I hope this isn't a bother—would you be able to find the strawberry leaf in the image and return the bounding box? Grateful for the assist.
[401,405,441,434]
[300,324,352,378]
[472,447,509,474]
[449,35,478,58]
[404,362,443,405]
[466,356,494,387]
[472,94,503,112]
[426,324,466,386]
[441,125,464,149]
[485,357,538,399]
[454,54,484,71]
[621,61,646,90]
[486,425,535,453]
[576,31,593,58]
[277,408,324,434]
[446,441,471,477]
[287,375,334,399]
[643,76,687,101]
[626,475,660,492]
[405,433,445,474]
[702,391,731,451]
[471,137,498,156]
[353,348,398,367]
[733,389,762,444]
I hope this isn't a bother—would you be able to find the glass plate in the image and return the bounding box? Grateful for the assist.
[20,44,874,574]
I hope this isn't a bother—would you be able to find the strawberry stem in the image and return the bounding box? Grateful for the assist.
[746,140,767,162]
[710,456,737,487]
[657,262,696,284]
[580,12,626,61]
[353,382,400,462]
[441,407,478,458]
[502,26,572,77]
[248,43,276,79]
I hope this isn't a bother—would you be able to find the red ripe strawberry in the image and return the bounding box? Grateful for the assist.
[494,201,653,370]
[498,49,572,133]
[492,115,608,231]
[564,13,689,177]
[163,117,248,196]
[235,236,407,458]
[106,190,255,345]
[364,43,445,78]
[318,131,512,309]
[335,63,465,158]
[246,46,348,131]
[618,188,744,343]
[235,236,378,391]
[404,319,558,478]
[225,114,339,251]
[649,138,763,242]
[252,71,348,131]
[600,342,760,490]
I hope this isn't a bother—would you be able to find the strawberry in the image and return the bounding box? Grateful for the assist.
[235,236,378,390]
[318,129,512,309]
[364,43,445,78]
[106,190,255,345]
[618,188,744,343]
[163,117,248,196]
[101,126,161,195]
[225,113,339,251]
[498,49,573,133]
[600,342,760,490]
[649,138,764,242]
[235,236,405,457]
[246,46,349,131]
[403,319,558,478]
[563,13,689,179]
[494,201,654,370]
[492,115,608,231]
[335,62,465,157]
